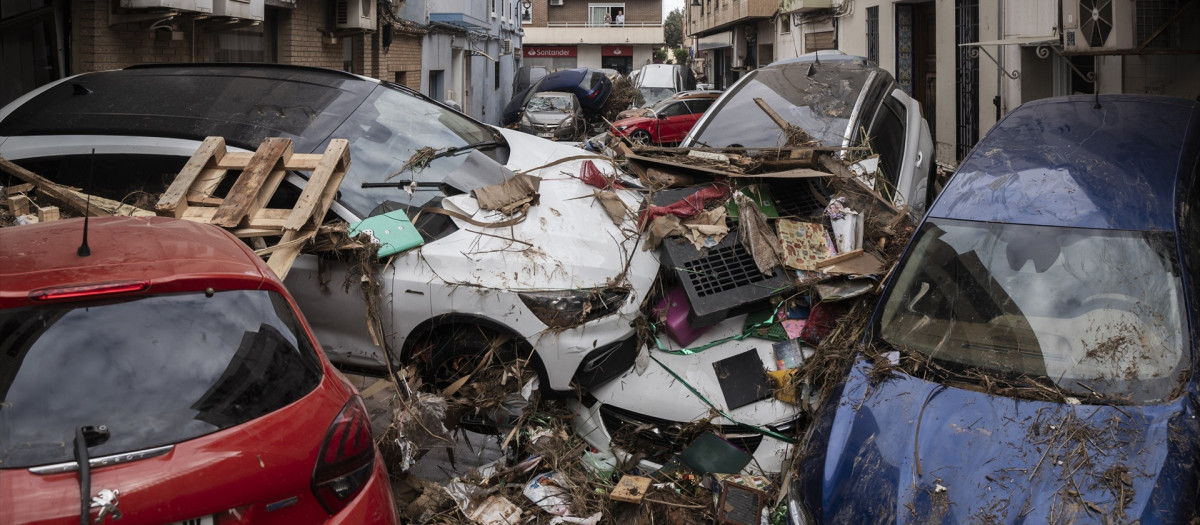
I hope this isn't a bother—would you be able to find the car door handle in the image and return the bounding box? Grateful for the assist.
[915,150,924,168]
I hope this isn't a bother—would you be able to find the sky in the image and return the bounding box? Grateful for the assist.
[663,0,684,21]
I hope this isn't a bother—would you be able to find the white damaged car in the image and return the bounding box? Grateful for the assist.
[0,64,657,394]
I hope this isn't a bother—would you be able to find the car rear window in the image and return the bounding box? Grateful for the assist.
[0,290,323,469]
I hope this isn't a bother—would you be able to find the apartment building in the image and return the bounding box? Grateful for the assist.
[520,0,663,75]
[687,0,1199,167]
[0,0,525,125]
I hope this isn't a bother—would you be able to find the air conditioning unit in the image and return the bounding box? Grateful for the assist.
[212,0,263,20]
[335,0,376,30]
[549,0,563,6]
[121,0,213,13]
[503,39,513,55]
[1062,0,1134,52]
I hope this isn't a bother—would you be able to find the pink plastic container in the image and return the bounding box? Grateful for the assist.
[653,285,713,347]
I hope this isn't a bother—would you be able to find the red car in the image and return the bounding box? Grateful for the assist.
[611,94,717,145]
[0,216,398,525]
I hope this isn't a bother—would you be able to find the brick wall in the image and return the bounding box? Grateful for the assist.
[277,0,344,69]
[71,0,201,73]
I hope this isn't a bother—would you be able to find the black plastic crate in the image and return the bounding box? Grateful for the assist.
[768,178,829,219]
[649,186,792,327]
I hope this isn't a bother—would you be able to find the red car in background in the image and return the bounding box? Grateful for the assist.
[0,216,398,525]
[611,93,718,145]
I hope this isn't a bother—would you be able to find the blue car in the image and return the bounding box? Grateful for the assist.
[789,94,1200,523]
[501,67,612,126]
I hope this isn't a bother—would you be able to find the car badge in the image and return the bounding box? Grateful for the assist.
[90,488,122,522]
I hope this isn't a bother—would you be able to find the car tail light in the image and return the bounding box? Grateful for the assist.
[29,280,150,301]
[311,396,376,515]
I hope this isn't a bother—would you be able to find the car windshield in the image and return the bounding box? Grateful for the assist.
[0,290,323,468]
[528,95,575,112]
[639,87,677,107]
[324,83,499,217]
[878,218,1188,404]
[687,62,875,147]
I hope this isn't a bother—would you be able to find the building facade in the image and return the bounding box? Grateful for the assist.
[688,0,1199,167]
[0,0,524,125]
[520,0,662,75]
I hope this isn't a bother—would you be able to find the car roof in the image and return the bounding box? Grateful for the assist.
[0,216,271,308]
[930,94,1200,231]
[0,64,380,154]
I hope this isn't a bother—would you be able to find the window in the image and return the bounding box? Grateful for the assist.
[686,99,715,114]
[780,13,790,34]
[866,6,879,65]
[495,61,501,90]
[522,2,532,22]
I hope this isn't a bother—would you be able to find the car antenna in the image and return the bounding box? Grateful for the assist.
[77,149,94,257]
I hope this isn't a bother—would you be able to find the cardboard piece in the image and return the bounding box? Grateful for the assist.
[711,350,772,410]
[816,249,885,276]
[610,475,653,504]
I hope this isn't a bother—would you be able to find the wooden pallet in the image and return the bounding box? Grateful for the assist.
[155,136,350,279]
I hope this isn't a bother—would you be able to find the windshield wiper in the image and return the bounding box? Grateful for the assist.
[426,140,504,163]
[361,180,444,190]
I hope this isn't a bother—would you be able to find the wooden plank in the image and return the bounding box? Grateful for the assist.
[723,167,833,179]
[216,152,327,171]
[187,167,228,205]
[626,152,735,177]
[156,136,226,218]
[0,158,105,217]
[37,206,60,222]
[3,183,36,196]
[284,139,349,231]
[263,227,312,280]
[754,98,791,131]
[212,138,293,228]
[182,206,292,228]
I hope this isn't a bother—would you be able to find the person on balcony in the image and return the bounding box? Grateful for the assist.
[604,12,612,26]
[615,9,624,26]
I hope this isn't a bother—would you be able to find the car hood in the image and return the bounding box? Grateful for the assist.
[407,128,657,291]
[798,358,1200,523]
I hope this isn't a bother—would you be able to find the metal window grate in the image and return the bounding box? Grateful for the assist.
[768,179,827,219]
[1137,0,1172,49]
[866,6,879,65]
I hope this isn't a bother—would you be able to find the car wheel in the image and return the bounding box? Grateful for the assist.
[409,325,522,389]
[630,130,653,145]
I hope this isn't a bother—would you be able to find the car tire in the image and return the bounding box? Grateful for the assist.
[409,324,521,389]
[630,130,653,146]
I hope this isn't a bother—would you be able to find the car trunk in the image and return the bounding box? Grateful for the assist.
[0,380,348,525]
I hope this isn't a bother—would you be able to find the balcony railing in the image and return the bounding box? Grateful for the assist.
[544,22,662,28]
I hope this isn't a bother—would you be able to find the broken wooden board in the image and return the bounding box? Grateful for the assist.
[155,136,351,279]
[0,158,106,217]
[625,152,740,177]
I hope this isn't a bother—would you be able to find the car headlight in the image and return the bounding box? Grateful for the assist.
[557,118,574,130]
[518,288,631,328]
[615,125,629,132]
[520,113,532,126]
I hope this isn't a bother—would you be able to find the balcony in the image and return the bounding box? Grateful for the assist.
[690,0,776,35]
[523,23,663,46]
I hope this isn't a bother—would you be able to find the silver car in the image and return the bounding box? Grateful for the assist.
[517,91,583,141]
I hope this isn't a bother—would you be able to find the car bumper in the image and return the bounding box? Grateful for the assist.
[568,313,804,474]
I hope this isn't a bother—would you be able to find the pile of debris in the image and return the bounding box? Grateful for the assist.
[0,126,923,524]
